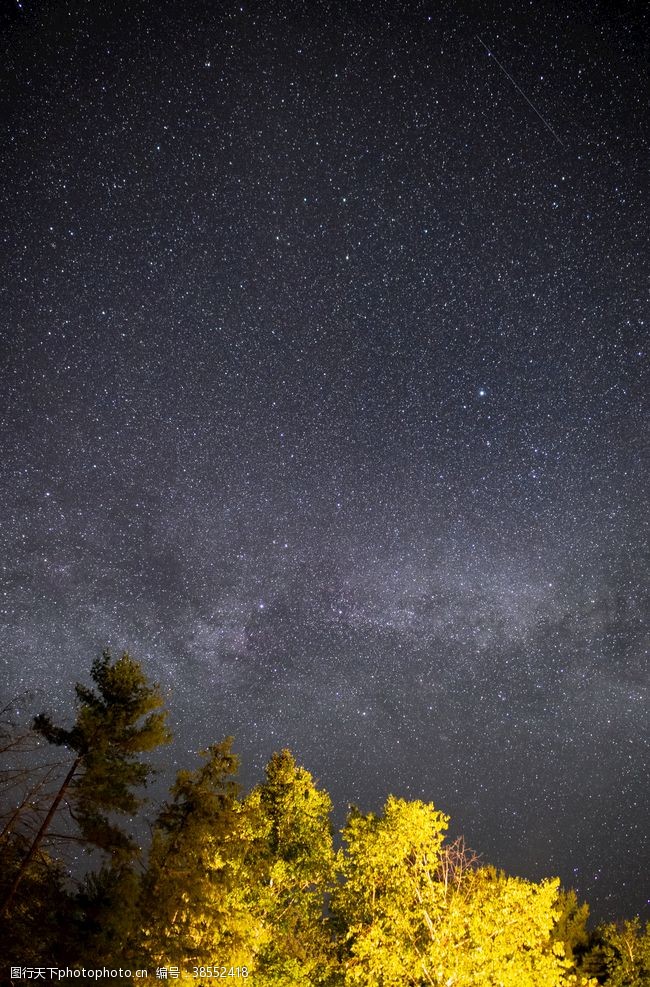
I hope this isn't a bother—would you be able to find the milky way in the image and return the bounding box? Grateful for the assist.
[0,0,647,921]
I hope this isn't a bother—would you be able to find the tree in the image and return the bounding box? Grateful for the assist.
[332,795,449,985]
[71,861,145,969]
[581,918,650,986]
[551,888,591,969]
[242,749,337,984]
[0,650,170,916]
[140,746,337,984]
[138,738,258,978]
[0,694,65,849]
[424,866,595,987]
[332,796,597,987]
[0,832,72,968]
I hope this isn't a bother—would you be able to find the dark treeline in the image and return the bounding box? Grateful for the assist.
[1,653,647,986]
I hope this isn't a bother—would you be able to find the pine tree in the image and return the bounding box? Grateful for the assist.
[551,888,591,968]
[138,739,258,978]
[0,833,72,968]
[0,650,170,916]
[242,749,337,985]
[70,862,143,969]
[581,918,650,986]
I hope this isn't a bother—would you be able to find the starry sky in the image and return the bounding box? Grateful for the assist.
[1,0,647,922]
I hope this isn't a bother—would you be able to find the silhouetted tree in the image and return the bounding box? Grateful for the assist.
[581,918,650,985]
[1,650,170,916]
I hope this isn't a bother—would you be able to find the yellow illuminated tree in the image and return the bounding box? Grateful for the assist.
[332,796,450,985]
[332,795,597,986]
[138,739,260,981]
[240,749,337,985]
[424,866,595,987]
[139,746,337,985]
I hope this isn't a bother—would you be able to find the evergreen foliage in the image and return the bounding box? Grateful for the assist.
[138,738,256,976]
[580,918,650,986]
[0,833,72,967]
[72,863,143,968]
[32,649,171,860]
[241,749,336,984]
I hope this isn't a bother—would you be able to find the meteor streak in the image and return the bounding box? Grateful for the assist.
[476,35,567,148]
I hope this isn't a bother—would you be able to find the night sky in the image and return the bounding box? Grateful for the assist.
[1,0,647,923]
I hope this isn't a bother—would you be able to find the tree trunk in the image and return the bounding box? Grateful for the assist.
[1,754,81,915]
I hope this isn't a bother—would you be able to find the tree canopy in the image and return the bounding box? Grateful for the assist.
[1,652,646,987]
